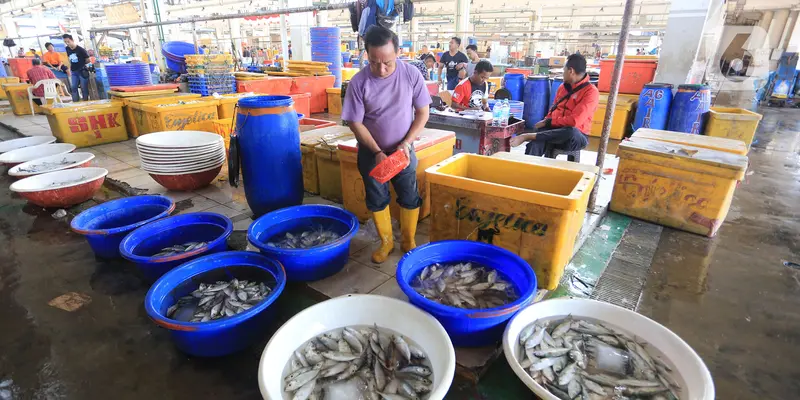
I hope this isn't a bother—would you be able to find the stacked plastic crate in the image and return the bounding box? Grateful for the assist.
[186,54,236,95]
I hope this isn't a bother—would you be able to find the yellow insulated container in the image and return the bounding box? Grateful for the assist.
[342,68,359,81]
[300,125,354,194]
[42,100,128,147]
[3,83,44,115]
[705,107,763,147]
[326,88,342,115]
[611,138,748,237]
[0,77,21,100]
[128,99,219,136]
[427,153,594,290]
[118,93,201,137]
[632,128,748,155]
[590,94,637,139]
[314,137,353,203]
[200,93,257,119]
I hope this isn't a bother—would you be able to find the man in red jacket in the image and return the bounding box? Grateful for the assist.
[510,54,599,157]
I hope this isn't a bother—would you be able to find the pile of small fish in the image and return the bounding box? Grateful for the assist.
[17,157,73,173]
[516,316,681,400]
[283,324,433,400]
[153,241,207,257]
[49,176,87,187]
[167,278,271,322]
[268,227,341,249]
[411,262,517,309]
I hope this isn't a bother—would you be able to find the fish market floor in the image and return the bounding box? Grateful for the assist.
[0,107,798,399]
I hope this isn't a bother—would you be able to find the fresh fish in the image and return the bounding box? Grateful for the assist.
[153,241,207,257]
[267,225,341,249]
[518,322,538,344]
[393,335,412,363]
[168,278,272,323]
[524,327,546,349]
[285,368,319,391]
[533,347,571,358]
[410,262,518,309]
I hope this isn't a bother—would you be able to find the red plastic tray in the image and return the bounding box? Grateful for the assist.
[369,150,410,184]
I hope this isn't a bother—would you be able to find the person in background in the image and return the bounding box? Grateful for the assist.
[43,42,68,74]
[29,49,40,59]
[26,58,56,105]
[510,54,598,158]
[408,54,436,80]
[464,44,481,77]
[288,44,293,59]
[17,48,24,58]
[451,60,493,111]
[62,34,90,102]
[485,46,492,59]
[437,37,468,90]
[242,46,251,58]
[341,25,430,264]
[417,45,432,61]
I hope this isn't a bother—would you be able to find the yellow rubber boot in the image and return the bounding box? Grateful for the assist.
[400,207,420,253]
[371,208,394,264]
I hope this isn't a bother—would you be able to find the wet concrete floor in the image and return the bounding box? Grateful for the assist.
[0,107,798,399]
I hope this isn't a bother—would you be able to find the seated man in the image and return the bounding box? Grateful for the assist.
[26,58,57,105]
[510,54,598,158]
[451,60,493,111]
[408,54,436,80]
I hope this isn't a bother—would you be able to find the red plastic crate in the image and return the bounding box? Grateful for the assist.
[369,150,410,184]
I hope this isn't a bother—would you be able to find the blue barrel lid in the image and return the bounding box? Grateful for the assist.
[238,95,294,108]
[526,75,549,80]
[644,82,673,89]
[677,84,709,90]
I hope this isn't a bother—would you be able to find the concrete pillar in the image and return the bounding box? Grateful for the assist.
[410,18,419,50]
[72,0,94,51]
[780,10,798,50]
[767,9,790,49]
[787,13,800,51]
[753,10,773,49]
[289,0,312,61]
[279,0,290,67]
[455,0,470,49]
[653,0,714,87]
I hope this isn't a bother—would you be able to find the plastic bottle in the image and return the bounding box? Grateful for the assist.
[501,99,510,127]
[492,102,502,127]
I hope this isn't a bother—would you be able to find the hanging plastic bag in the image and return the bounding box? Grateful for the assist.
[228,110,243,187]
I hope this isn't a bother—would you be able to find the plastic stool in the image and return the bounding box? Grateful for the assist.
[551,148,581,162]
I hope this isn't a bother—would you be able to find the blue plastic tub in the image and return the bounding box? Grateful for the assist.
[396,240,538,347]
[247,205,359,281]
[71,195,175,259]
[144,251,286,357]
[119,212,233,282]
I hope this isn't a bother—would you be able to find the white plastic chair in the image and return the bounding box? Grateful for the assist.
[28,79,66,115]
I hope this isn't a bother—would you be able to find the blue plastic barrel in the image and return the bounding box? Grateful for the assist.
[396,240,538,347]
[144,251,286,357]
[523,76,550,129]
[71,195,174,258]
[248,205,359,281]
[550,77,563,106]
[504,73,525,101]
[236,95,303,217]
[311,27,343,87]
[667,84,710,134]
[633,83,673,131]
[119,212,233,281]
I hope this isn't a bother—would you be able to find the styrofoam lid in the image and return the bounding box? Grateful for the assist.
[621,138,748,173]
[10,167,108,193]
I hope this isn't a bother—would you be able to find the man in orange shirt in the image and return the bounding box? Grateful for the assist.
[42,42,68,74]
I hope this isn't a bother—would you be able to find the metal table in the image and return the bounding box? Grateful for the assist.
[426,112,525,156]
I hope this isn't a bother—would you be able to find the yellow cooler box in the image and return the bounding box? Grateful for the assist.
[590,94,637,139]
[427,153,595,290]
[301,125,353,194]
[0,77,21,100]
[705,107,762,147]
[3,83,45,115]
[315,135,354,203]
[128,100,218,136]
[117,93,201,137]
[632,128,748,155]
[492,151,597,244]
[326,88,342,115]
[611,138,748,237]
[338,129,456,222]
[42,100,128,147]
[201,93,257,119]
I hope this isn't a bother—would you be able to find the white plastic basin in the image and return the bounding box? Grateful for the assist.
[0,136,57,154]
[10,167,108,193]
[0,143,76,165]
[503,298,714,400]
[136,130,223,148]
[140,157,225,173]
[258,294,456,400]
[8,152,95,177]
[137,146,225,161]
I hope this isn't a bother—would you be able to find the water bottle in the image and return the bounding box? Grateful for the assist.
[501,99,510,127]
[492,102,502,127]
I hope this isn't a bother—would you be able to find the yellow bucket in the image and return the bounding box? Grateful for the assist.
[426,153,595,290]
[705,107,762,147]
[42,100,128,147]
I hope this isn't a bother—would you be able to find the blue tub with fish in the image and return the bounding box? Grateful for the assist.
[247,205,359,281]
[71,195,175,258]
[119,212,233,282]
[145,251,286,357]
[397,240,538,347]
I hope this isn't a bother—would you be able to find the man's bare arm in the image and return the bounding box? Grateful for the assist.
[348,122,382,154]
[400,106,430,149]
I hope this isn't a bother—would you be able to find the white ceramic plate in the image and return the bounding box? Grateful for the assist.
[140,158,225,173]
[0,143,76,164]
[136,130,223,148]
[8,152,95,177]
[139,152,225,165]
[10,167,108,192]
[136,141,223,153]
[502,298,714,400]
[137,146,225,160]
[258,294,456,400]
[0,136,57,154]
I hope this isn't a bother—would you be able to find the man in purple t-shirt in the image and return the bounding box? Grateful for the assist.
[342,25,432,264]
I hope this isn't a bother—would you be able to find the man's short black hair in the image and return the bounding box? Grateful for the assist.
[424,54,435,62]
[364,25,399,52]
[566,54,587,74]
[475,60,493,74]
[466,44,478,52]
[45,42,53,48]
[451,37,461,46]
[62,34,73,40]
[32,58,41,66]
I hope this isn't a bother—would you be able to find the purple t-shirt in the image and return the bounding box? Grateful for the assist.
[341,60,432,151]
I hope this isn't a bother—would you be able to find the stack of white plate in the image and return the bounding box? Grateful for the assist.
[136,131,226,175]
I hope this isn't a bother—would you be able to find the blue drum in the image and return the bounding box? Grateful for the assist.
[523,76,550,129]
[504,73,525,101]
[667,84,710,134]
[550,77,563,106]
[633,83,673,131]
